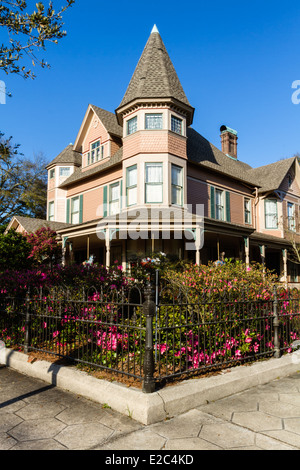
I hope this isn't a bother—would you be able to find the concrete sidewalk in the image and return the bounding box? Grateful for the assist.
[1,347,300,450]
[1,366,300,450]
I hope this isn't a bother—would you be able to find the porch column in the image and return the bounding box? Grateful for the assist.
[244,237,250,267]
[282,248,288,288]
[105,230,111,268]
[259,244,266,273]
[195,226,201,266]
[122,240,127,272]
[87,235,90,260]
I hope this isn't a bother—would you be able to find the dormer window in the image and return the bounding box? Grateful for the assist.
[171,115,182,135]
[127,116,137,135]
[87,140,104,165]
[145,113,162,130]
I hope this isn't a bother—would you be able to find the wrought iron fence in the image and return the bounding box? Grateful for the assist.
[0,282,300,393]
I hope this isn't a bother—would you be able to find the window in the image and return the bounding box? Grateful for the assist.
[265,199,278,229]
[48,201,54,221]
[59,167,71,177]
[49,168,55,179]
[71,196,80,224]
[215,189,224,220]
[145,113,163,130]
[110,182,120,215]
[126,165,137,206]
[244,198,251,225]
[171,115,182,135]
[171,165,183,206]
[145,163,163,203]
[127,116,137,135]
[288,202,295,231]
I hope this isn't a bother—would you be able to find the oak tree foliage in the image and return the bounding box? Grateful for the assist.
[0,0,75,79]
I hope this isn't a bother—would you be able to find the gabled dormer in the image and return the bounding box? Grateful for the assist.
[73,104,123,170]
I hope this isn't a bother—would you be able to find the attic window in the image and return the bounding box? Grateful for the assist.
[87,140,102,165]
[288,174,292,188]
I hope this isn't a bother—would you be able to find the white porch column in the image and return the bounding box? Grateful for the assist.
[259,244,266,273]
[195,227,201,266]
[244,237,250,267]
[282,248,288,288]
[105,230,111,268]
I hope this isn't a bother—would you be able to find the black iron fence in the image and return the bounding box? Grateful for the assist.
[0,282,300,392]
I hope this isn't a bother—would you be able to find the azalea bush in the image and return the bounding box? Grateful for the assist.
[153,261,300,375]
[0,259,300,382]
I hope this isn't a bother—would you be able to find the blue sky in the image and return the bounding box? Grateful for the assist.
[1,0,300,168]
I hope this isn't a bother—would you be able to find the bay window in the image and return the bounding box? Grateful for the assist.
[127,116,137,135]
[145,163,163,203]
[171,165,183,206]
[126,165,137,206]
[145,113,163,130]
[171,115,182,135]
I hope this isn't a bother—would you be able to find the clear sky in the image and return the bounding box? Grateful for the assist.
[1,0,300,169]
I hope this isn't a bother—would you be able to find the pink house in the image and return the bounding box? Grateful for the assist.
[8,25,300,285]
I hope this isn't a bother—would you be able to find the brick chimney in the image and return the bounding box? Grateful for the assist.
[220,125,238,159]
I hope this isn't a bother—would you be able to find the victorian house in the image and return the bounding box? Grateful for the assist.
[7,26,300,285]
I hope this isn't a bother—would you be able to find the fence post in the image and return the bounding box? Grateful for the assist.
[24,289,31,355]
[142,282,156,394]
[273,286,281,358]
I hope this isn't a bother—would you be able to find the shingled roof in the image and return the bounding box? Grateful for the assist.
[46,144,82,169]
[90,105,123,138]
[6,216,73,234]
[245,157,296,193]
[187,127,256,185]
[117,26,193,115]
[59,147,123,188]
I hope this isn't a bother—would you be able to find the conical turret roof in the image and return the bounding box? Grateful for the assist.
[116,26,193,121]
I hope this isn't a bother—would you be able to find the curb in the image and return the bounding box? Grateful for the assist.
[1,348,299,425]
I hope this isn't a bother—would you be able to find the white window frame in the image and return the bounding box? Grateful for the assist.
[145,163,163,204]
[59,167,71,178]
[171,115,182,135]
[109,182,120,215]
[71,196,80,224]
[265,199,278,229]
[49,168,55,179]
[145,113,163,130]
[244,198,252,225]
[215,189,224,221]
[171,164,183,206]
[48,201,55,221]
[126,165,137,207]
[127,116,138,135]
[288,202,296,231]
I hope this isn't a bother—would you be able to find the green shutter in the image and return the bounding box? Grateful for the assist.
[210,186,215,219]
[103,185,108,217]
[66,199,70,223]
[79,194,83,224]
[226,191,231,222]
